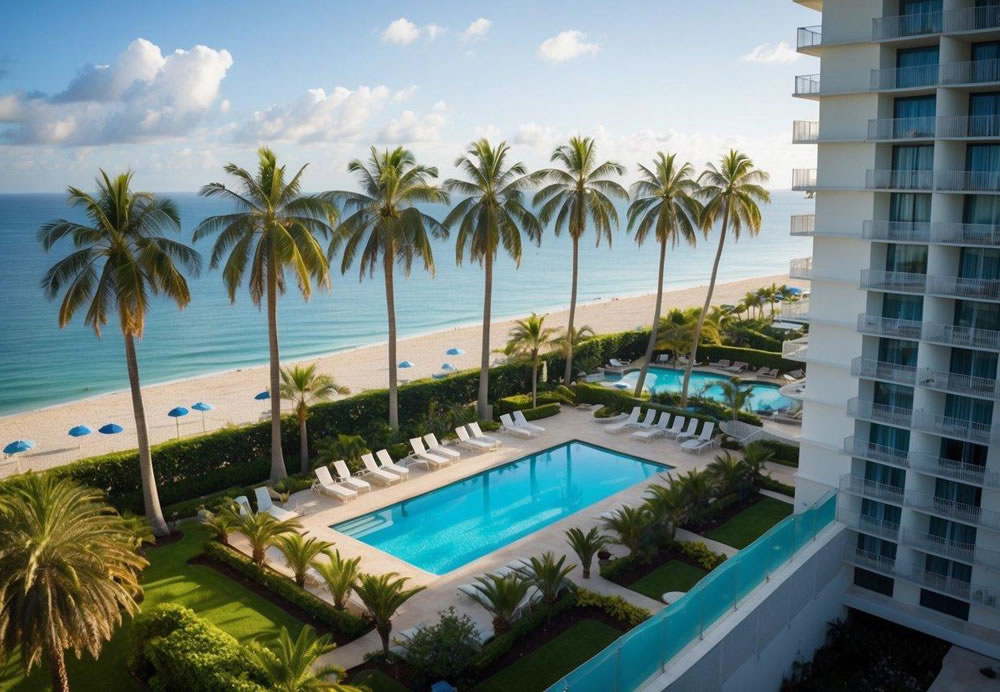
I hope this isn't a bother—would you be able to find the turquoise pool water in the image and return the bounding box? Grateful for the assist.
[331,441,669,574]
[606,367,795,413]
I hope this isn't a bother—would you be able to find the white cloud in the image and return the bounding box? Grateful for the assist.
[538,30,599,62]
[513,122,557,149]
[380,18,446,45]
[460,18,492,42]
[392,85,418,103]
[740,41,800,64]
[377,101,448,143]
[219,98,231,113]
[0,38,232,145]
[238,85,392,142]
[424,24,447,40]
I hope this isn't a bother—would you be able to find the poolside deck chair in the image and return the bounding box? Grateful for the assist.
[592,408,634,425]
[361,453,402,485]
[662,416,686,439]
[675,418,700,442]
[456,425,493,452]
[657,353,671,363]
[377,448,412,478]
[709,358,731,369]
[513,410,545,434]
[605,407,641,433]
[254,486,299,520]
[767,368,780,377]
[499,413,536,438]
[787,369,805,379]
[332,460,371,494]
[408,438,448,470]
[423,434,461,460]
[631,412,672,442]
[609,358,626,368]
[726,361,749,373]
[233,495,252,516]
[681,422,717,454]
[754,366,770,377]
[312,466,358,502]
[468,422,502,449]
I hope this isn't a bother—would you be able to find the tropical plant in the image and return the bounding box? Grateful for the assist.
[195,147,336,481]
[280,364,349,472]
[38,171,200,535]
[643,478,687,540]
[233,509,301,567]
[273,533,335,588]
[533,136,628,384]
[248,625,357,692]
[444,139,542,419]
[0,475,148,692]
[329,146,448,429]
[680,149,770,406]
[704,376,752,421]
[353,572,426,655]
[742,442,775,491]
[403,607,481,682]
[468,572,532,636]
[601,505,652,557]
[516,552,575,605]
[313,550,362,611]
[504,313,558,407]
[553,324,596,359]
[675,469,718,528]
[204,504,239,546]
[565,526,609,579]
[314,434,370,471]
[708,451,750,501]
[120,513,155,550]
[626,153,702,395]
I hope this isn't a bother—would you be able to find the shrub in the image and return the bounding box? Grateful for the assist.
[695,344,802,373]
[724,326,782,352]
[753,439,799,467]
[760,475,795,497]
[521,402,560,421]
[574,589,649,627]
[404,607,481,682]
[678,541,727,571]
[576,383,758,432]
[468,592,576,677]
[496,392,565,414]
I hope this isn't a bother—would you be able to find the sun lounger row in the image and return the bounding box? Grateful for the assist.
[232,486,301,520]
[311,448,412,502]
[597,406,719,454]
[499,410,546,438]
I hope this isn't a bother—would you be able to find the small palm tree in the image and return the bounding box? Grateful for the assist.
[565,526,608,579]
[353,572,426,656]
[249,625,357,692]
[533,136,628,384]
[120,513,155,550]
[204,504,239,546]
[280,364,349,472]
[554,324,595,360]
[707,376,753,421]
[601,505,652,557]
[675,469,718,528]
[680,150,770,406]
[314,434,370,471]
[643,478,687,541]
[273,534,334,587]
[505,313,558,407]
[0,475,147,692]
[444,139,542,419]
[468,573,532,635]
[516,552,575,605]
[38,171,200,536]
[195,148,336,481]
[329,146,448,430]
[233,509,301,567]
[742,442,775,491]
[626,153,702,396]
[708,452,749,500]
[313,550,362,611]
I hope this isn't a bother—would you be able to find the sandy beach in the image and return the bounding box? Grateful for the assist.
[0,273,804,476]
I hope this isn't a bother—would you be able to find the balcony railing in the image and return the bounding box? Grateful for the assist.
[781,337,808,362]
[865,169,934,190]
[902,528,1000,570]
[780,299,810,321]
[870,64,939,91]
[851,357,917,385]
[935,170,1000,193]
[791,168,817,190]
[867,116,935,141]
[927,274,1000,301]
[901,564,972,600]
[789,256,813,280]
[846,397,913,428]
[790,214,816,236]
[944,5,1000,33]
[921,321,1000,351]
[940,59,1000,86]
[844,435,910,470]
[856,313,923,340]
[792,120,820,143]
[906,490,1000,530]
[908,449,1000,488]
[872,11,942,41]
[918,367,997,399]
[912,409,995,445]
[797,26,822,49]
[930,222,1000,247]
[845,545,897,576]
[859,269,927,294]
[794,74,821,97]
[839,509,901,541]
[840,474,906,504]
[937,114,1000,139]
[862,220,931,243]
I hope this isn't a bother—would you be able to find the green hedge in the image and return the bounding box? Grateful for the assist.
[752,439,800,466]
[521,403,561,421]
[496,392,565,415]
[724,326,782,353]
[695,344,802,373]
[575,382,761,431]
[760,476,796,497]
[202,541,372,640]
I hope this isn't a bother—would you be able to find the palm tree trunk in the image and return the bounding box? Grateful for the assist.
[477,253,493,420]
[531,358,538,408]
[563,235,580,384]
[378,624,391,655]
[681,203,730,407]
[384,251,399,430]
[267,259,287,481]
[46,642,69,692]
[299,412,309,473]
[634,239,668,397]
[123,331,169,536]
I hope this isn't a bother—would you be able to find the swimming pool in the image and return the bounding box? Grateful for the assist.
[606,367,794,413]
[331,441,669,574]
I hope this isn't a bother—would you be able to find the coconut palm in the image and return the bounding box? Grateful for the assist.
[533,136,628,384]
[280,364,349,472]
[516,552,575,605]
[313,550,362,611]
[329,146,448,430]
[249,625,357,692]
[204,503,239,546]
[504,313,558,407]
[195,148,336,481]
[554,324,595,357]
[273,534,334,587]
[742,442,776,491]
[601,505,652,557]
[626,153,702,396]
[675,469,717,528]
[565,526,608,579]
[468,573,532,636]
[233,509,301,567]
[706,376,753,421]
[708,452,750,500]
[0,475,147,692]
[38,171,200,536]
[444,139,542,419]
[353,572,426,656]
[680,150,770,406]
[314,434,370,471]
[643,478,687,540]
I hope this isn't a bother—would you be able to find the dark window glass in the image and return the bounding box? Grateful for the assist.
[953,299,1000,330]
[883,294,924,321]
[939,437,988,469]
[972,41,1000,63]
[890,193,932,222]
[885,243,928,273]
[934,476,983,507]
[958,247,1000,280]
[855,568,895,596]
[869,424,910,452]
[865,460,906,489]
[862,499,903,525]
[896,46,940,88]
[920,589,970,620]
[873,382,914,410]
[878,338,918,366]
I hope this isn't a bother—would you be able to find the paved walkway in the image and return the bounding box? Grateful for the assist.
[929,646,1000,691]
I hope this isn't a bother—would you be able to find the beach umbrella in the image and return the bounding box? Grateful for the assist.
[68,425,92,449]
[446,347,465,356]
[441,362,457,372]
[191,402,214,432]
[167,406,189,439]
[98,423,124,435]
[255,391,270,400]
[398,361,414,369]
[785,287,803,295]
[3,440,34,455]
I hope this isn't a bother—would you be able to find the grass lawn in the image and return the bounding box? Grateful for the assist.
[628,560,708,601]
[0,523,303,692]
[350,669,412,692]
[472,619,621,692]
[704,496,794,549]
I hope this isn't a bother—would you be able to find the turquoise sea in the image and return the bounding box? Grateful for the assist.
[0,191,812,416]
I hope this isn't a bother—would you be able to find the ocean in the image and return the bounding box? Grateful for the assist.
[0,191,813,416]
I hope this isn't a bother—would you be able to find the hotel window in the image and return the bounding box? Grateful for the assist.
[869,423,910,453]
[889,192,931,224]
[925,554,972,584]
[896,46,939,88]
[934,476,983,508]
[874,382,914,411]
[953,299,1000,331]
[855,568,895,596]
[883,294,923,321]
[861,498,902,526]
[920,589,970,620]
[969,92,1000,138]
[893,95,936,137]
[972,40,1000,63]
[879,338,918,367]
[939,436,988,472]
[949,347,998,381]
[962,196,1000,249]
[857,533,897,560]
[965,144,1000,191]
[885,243,928,274]
[958,247,1000,281]
[865,460,906,490]
[928,516,977,548]
[943,393,993,427]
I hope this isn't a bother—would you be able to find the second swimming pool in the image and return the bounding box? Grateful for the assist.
[606,367,795,413]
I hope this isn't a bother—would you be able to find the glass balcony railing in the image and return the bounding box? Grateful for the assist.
[872,11,943,41]
[791,168,817,190]
[937,114,1000,139]
[781,337,808,362]
[789,256,813,280]
[902,528,1000,570]
[780,300,810,321]
[906,489,1000,530]
[867,116,936,141]
[839,473,906,504]
[944,5,1000,33]
[918,367,997,399]
[794,74,821,97]
[935,170,1000,193]
[856,313,923,340]
[865,169,934,190]
[940,59,1000,86]
[838,508,901,541]
[797,26,822,50]
[851,357,917,385]
[911,409,995,445]
[862,220,1000,247]
[844,544,897,576]
[846,398,914,428]
[790,214,816,236]
[792,119,820,142]
[859,269,927,293]
[843,435,910,469]
[921,321,1000,351]
[861,220,931,242]
[927,274,1000,301]
[870,64,939,91]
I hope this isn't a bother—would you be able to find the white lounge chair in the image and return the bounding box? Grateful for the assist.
[500,413,536,438]
[377,449,411,478]
[633,409,657,429]
[592,409,633,425]
[361,453,401,485]
[675,418,700,442]
[423,434,461,460]
[254,486,299,521]
[726,361,749,373]
[662,416,686,440]
[332,460,371,494]
[513,410,545,434]
[768,368,780,377]
[468,422,502,449]
[233,495,252,517]
[631,412,672,442]
[754,366,770,377]
[409,438,449,469]
[681,422,717,454]
[312,467,359,502]
[456,426,493,452]
[710,358,731,369]
[605,408,641,434]
[657,353,671,363]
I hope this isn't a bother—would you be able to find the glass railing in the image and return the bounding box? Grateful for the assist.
[937,114,1000,139]
[780,300,811,321]
[851,357,917,385]
[789,256,813,279]
[867,116,936,141]
[790,214,816,236]
[856,313,924,340]
[930,222,1000,247]
[865,169,934,190]
[862,219,931,242]
[944,5,1000,33]
[791,168,818,189]
[792,120,820,142]
[870,64,940,91]
[797,26,822,49]
[794,74,821,97]
[547,491,838,692]
[859,269,927,293]
[940,59,1000,86]
[873,11,943,41]
[935,170,1000,192]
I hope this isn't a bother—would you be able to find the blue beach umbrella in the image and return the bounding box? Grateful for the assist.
[398,361,415,369]
[785,287,803,295]
[446,347,465,356]
[68,425,92,450]
[99,423,124,435]
[3,440,35,455]
[191,402,215,432]
[441,363,457,372]
[168,406,189,439]
[255,391,270,401]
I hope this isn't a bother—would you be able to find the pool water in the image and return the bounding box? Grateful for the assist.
[607,367,795,413]
[331,441,669,574]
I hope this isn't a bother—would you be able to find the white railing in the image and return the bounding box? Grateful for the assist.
[791,168,817,189]
[794,74,821,96]
[908,449,1000,488]
[797,25,822,49]
[862,219,931,242]
[859,269,927,293]
[850,357,917,385]
[944,5,1000,33]
[780,299,810,321]
[790,214,816,236]
[719,419,795,446]
[845,545,897,576]
[940,58,1000,86]
[918,367,997,399]
[789,256,813,280]
[901,528,995,568]
[927,274,1000,301]
[867,116,935,141]
[906,490,1000,530]
[930,222,1000,247]
[856,313,924,340]
[972,587,1000,610]
[934,170,1000,192]
[865,169,934,190]
[937,114,1000,139]
[792,120,820,142]
[922,321,1000,351]
[846,398,913,427]
[839,509,901,541]
[870,64,939,90]
[912,409,995,445]
[781,337,808,362]
[899,564,972,600]
[872,11,942,41]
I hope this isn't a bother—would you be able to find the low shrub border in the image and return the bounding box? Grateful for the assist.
[753,439,799,467]
[695,344,802,373]
[521,402,561,421]
[760,475,795,498]
[599,538,727,587]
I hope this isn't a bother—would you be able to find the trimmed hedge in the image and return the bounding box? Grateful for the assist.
[202,541,372,640]
[695,344,802,373]
[760,475,796,497]
[496,392,565,415]
[521,402,561,421]
[574,588,650,627]
[724,326,782,353]
[753,439,800,467]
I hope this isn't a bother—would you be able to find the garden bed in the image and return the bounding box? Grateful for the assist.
[703,496,793,549]
[600,543,717,600]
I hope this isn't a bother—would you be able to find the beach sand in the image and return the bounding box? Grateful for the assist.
[0,273,805,476]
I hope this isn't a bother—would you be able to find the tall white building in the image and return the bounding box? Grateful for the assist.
[791,0,1000,655]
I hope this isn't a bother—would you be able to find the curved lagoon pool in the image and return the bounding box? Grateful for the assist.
[606,367,794,413]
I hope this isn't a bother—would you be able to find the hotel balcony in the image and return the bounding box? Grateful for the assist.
[781,336,808,362]
[844,545,897,577]
[839,509,901,542]
[872,11,942,41]
[857,313,923,340]
[937,114,1000,139]
[912,409,996,445]
[789,256,813,280]
[792,119,819,143]
[870,64,939,91]
[791,168,817,190]
[930,222,1000,247]
[865,169,934,191]
[972,588,1000,610]
[867,116,935,142]
[906,490,1000,531]
[935,170,1000,193]
[779,299,810,323]
[846,397,913,428]
[902,528,1000,571]
[921,321,1000,351]
[840,474,906,505]
[944,5,1000,34]
[908,449,1000,488]
[793,0,822,11]
[899,564,972,601]
[790,214,815,237]
[927,274,1000,301]
[918,367,997,399]
[940,59,1000,87]
[859,269,926,294]
[793,74,821,98]
[850,357,917,385]
[844,435,910,470]
[796,25,823,52]
[862,220,930,243]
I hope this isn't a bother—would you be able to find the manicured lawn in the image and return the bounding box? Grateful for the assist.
[704,496,794,549]
[472,619,621,692]
[0,523,303,692]
[628,560,708,601]
[350,669,412,692]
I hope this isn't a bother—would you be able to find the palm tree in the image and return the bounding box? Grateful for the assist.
[516,552,575,605]
[708,452,749,500]
[468,573,532,635]
[273,533,334,587]
[204,501,240,545]
[565,526,608,579]
[313,550,362,611]
[444,139,542,419]
[38,171,200,536]
[314,434,370,471]
[626,153,702,396]
[0,475,147,692]
[249,625,357,692]
[504,313,558,407]
[675,469,717,528]
[533,136,628,384]
[643,478,687,541]
[233,510,301,567]
[707,376,753,421]
[329,146,448,430]
[195,148,336,481]
[353,572,426,656]
[742,442,775,491]
[280,364,349,472]
[554,324,595,358]
[601,505,652,557]
[680,150,770,406]
[764,283,779,317]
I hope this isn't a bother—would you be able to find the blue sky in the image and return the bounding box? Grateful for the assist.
[0,0,819,192]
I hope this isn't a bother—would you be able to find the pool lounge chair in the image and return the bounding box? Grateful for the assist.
[754,366,770,377]
[604,408,641,433]
[233,495,252,516]
[422,434,461,460]
[662,416,686,439]
[377,449,412,478]
[499,413,536,438]
[709,358,731,369]
[657,353,671,363]
[609,358,627,368]
[631,412,672,442]
[331,460,371,494]
[254,486,299,521]
[456,425,494,452]
[408,438,449,469]
[768,368,780,377]
[786,369,805,380]
[468,422,503,449]
[361,453,402,485]
[513,410,545,434]
[312,466,359,502]
[675,418,700,442]
[681,422,717,454]
[726,361,749,373]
